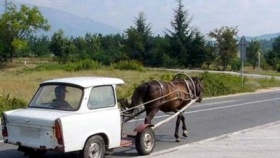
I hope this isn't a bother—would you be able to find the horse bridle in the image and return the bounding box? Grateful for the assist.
[182,78,197,100]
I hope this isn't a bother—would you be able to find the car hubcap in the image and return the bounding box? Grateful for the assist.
[89,143,100,158]
[144,133,153,150]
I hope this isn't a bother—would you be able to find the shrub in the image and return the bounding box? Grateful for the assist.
[257,76,278,88]
[160,73,174,81]
[0,94,27,116]
[26,59,100,72]
[32,63,66,71]
[200,72,244,96]
[230,57,241,71]
[65,59,100,72]
[277,63,280,72]
[112,60,145,71]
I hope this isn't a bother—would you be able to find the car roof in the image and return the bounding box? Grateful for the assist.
[40,76,124,88]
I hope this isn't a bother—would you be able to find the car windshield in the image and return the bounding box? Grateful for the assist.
[29,85,83,111]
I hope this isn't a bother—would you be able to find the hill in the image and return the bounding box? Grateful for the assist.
[1,3,279,39]
[0,3,123,37]
[38,7,123,37]
[243,33,280,41]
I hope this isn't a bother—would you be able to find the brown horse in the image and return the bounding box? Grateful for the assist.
[121,76,203,142]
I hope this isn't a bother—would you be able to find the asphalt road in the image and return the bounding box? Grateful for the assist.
[1,89,280,158]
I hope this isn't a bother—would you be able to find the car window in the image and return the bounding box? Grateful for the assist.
[29,85,83,111]
[88,86,115,109]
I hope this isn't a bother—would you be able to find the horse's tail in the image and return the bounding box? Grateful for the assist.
[131,82,150,110]
[118,97,131,113]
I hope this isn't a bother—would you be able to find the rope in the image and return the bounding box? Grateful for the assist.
[121,73,197,114]
[120,89,192,113]
[153,99,196,129]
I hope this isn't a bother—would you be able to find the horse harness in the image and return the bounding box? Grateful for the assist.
[151,79,196,108]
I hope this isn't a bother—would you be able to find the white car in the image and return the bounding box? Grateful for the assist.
[2,77,125,158]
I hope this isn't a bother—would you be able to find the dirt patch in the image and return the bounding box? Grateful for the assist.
[206,87,280,100]
[255,87,280,93]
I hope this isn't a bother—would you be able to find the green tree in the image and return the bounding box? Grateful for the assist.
[246,39,261,69]
[148,35,172,67]
[84,33,103,62]
[0,3,50,62]
[188,31,207,68]
[208,26,238,71]
[265,35,280,71]
[125,11,153,65]
[100,34,128,65]
[204,41,218,69]
[265,50,278,70]
[260,39,273,52]
[165,0,193,67]
[165,0,207,68]
[71,36,89,61]
[28,35,51,57]
[272,36,280,59]
[49,30,70,63]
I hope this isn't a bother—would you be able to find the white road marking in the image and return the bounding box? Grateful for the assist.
[187,97,280,114]
[196,99,241,106]
[128,97,280,123]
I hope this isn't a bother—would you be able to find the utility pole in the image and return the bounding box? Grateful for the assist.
[238,36,247,87]
[258,51,261,71]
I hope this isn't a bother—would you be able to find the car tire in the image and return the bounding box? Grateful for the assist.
[81,135,105,158]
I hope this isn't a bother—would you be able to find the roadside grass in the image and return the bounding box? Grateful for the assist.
[1,66,280,101]
[243,66,280,77]
[0,67,178,102]
[1,61,280,115]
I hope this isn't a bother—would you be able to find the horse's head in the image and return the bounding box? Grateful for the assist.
[191,77,203,102]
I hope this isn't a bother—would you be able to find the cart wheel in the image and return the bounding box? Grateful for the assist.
[81,135,105,158]
[135,127,155,155]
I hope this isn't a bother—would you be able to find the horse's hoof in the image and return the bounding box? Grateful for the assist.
[175,138,180,142]
[182,131,188,137]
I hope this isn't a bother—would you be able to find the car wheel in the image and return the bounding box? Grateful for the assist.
[81,135,105,158]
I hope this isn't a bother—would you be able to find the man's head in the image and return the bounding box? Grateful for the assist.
[55,86,67,99]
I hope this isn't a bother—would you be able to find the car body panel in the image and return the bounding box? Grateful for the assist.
[2,76,124,153]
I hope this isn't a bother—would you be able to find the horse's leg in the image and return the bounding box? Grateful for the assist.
[174,113,182,142]
[144,108,158,124]
[180,114,188,137]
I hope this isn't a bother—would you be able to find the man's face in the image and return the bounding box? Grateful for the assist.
[55,86,67,100]
[55,90,66,99]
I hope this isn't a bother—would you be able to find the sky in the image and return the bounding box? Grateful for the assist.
[9,0,280,37]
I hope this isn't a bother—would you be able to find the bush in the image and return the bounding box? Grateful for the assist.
[65,59,100,72]
[112,60,145,71]
[32,63,66,71]
[160,73,174,81]
[230,58,241,71]
[257,76,279,88]
[276,63,280,72]
[200,72,244,96]
[0,94,27,116]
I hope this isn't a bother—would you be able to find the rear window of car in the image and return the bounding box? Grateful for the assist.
[29,85,83,111]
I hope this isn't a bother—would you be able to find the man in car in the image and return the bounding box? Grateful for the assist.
[51,85,72,110]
